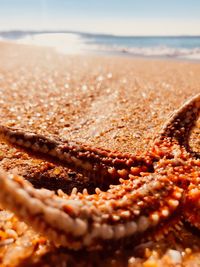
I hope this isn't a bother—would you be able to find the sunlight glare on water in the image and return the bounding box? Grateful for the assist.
[17,33,86,54]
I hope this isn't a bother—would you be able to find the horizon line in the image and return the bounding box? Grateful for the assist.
[0,29,200,38]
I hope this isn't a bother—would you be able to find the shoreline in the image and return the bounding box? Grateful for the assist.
[1,38,200,63]
[87,48,200,63]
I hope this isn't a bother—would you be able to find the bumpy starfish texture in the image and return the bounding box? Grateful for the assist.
[0,94,199,250]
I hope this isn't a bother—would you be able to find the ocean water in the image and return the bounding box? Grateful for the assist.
[1,31,200,59]
[82,34,200,58]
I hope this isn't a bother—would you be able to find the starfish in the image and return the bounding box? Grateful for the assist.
[0,94,199,250]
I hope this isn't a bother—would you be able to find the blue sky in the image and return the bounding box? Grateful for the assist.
[0,0,200,35]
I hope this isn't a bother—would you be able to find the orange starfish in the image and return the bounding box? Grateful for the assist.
[0,94,199,250]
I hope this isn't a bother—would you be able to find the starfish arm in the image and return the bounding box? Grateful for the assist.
[156,93,200,147]
[0,169,183,250]
[0,125,152,185]
[183,178,200,229]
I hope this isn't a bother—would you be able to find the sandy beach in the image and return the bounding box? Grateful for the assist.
[0,41,199,266]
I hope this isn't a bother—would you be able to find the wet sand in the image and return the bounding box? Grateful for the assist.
[0,41,199,266]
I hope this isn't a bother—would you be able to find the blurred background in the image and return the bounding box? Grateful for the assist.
[0,0,200,58]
